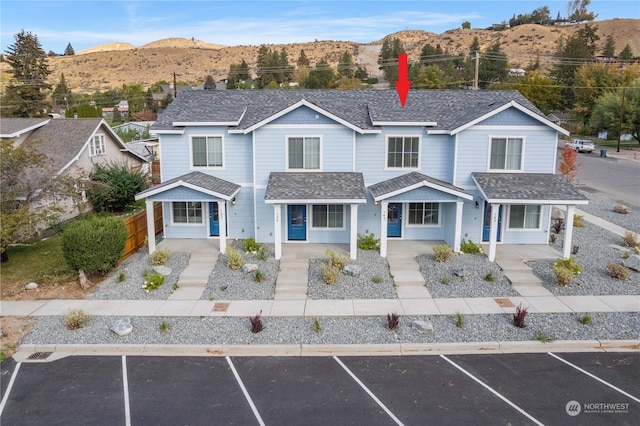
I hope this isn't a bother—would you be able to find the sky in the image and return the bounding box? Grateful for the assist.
[1,0,638,54]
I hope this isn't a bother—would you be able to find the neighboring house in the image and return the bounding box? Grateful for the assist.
[135,90,587,262]
[1,117,148,223]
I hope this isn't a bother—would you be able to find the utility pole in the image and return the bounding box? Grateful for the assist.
[473,52,480,90]
[172,71,180,99]
[617,86,626,153]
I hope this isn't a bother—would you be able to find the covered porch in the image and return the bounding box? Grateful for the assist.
[134,171,240,254]
[368,172,474,257]
[264,172,367,260]
[472,172,589,262]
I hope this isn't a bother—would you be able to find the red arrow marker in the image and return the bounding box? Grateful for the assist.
[395,53,411,108]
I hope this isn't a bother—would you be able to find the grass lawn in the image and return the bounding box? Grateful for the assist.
[593,139,638,150]
[2,236,76,290]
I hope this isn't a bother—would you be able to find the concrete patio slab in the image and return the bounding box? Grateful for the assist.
[304,299,354,316]
[352,299,403,316]
[391,270,425,283]
[398,298,440,315]
[433,298,473,315]
[168,287,205,300]
[395,286,432,299]
[511,284,554,297]
[557,295,616,313]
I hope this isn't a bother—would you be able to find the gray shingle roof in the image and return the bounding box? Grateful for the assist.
[369,172,471,200]
[0,118,50,138]
[264,172,366,202]
[472,172,589,203]
[136,171,241,199]
[153,89,545,132]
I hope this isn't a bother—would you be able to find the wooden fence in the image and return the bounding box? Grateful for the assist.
[119,202,163,262]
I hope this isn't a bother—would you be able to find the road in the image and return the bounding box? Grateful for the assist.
[2,353,639,425]
[563,145,640,207]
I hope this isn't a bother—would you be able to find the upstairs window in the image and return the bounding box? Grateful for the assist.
[387,136,419,168]
[490,137,523,170]
[192,136,223,168]
[89,134,106,157]
[288,136,320,170]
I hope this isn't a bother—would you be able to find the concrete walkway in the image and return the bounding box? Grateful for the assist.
[158,239,219,300]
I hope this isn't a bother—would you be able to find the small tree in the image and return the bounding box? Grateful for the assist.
[558,145,579,182]
[204,74,216,90]
[86,161,146,212]
[461,21,471,29]
[64,42,75,56]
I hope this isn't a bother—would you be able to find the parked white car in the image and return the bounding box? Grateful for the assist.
[566,139,595,153]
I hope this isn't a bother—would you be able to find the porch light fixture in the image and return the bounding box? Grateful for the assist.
[475,201,479,209]
[232,198,236,205]
[374,200,378,205]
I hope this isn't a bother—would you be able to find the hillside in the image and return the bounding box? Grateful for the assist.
[2,19,638,93]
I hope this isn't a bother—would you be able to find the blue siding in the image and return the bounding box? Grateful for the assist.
[270,105,338,125]
[385,187,459,202]
[146,186,218,201]
[480,108,544,126]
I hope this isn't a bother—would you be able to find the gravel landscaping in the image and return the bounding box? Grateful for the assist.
[576,190,639,233]
[22,312,640,346]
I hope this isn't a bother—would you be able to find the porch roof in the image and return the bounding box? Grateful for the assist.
[471,172,589,204]
[369,172,473,201]
[264,172,367,204]
[135,171,240,201]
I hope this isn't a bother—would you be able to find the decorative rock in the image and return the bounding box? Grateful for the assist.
[242,263,258,274]
[614,204,629,214]
[622,254,640,272]
[412,320,434,333]
[25,282,38,290]
[453,268,470,278]
[110,318,133,336]
[342,264,362,277]
[153,265,172,276]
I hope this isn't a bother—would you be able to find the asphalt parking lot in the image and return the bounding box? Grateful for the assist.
[1,352,639,425]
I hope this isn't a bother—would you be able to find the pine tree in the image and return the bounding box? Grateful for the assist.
[602,35,615,57]
[377,37,405,83]
[338,51,354,78]
[52,73,70,108]
[3,30,52,117]
[297,49,310,68]
[64,42,75,56]
[619,44,633,61]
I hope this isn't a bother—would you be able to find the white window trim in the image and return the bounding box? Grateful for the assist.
[170,201,205,226]
[384,135,422,170]
[189,134,225,170]
[405,202,441,227]
[487,135,525,172]
[506,204,542,231]
[310,204,346,230]
[89,134,106,157]
[285,135,323,172]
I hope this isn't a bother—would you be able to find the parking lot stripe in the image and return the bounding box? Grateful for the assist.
[226,357,265,426]
[333,356,405,426]
[122,356,132,426]
[440,355,544,426]
[0,362,21,417]
[548,352,640,403]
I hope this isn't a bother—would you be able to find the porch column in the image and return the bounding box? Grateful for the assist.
[563,205,575,259]
[274,204,282,260]
[349,204,358,260]
[380,201,388,257]
[145,201,156,254]
[218,201,227,253]
[488,203,500,262]
[453,201,464,252]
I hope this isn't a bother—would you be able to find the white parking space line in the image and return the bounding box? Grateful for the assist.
[440,355,544,426]
[226,357,265,426]
[122,356,131,426]
[333,356,405,426]
[548,352,640,404]
[0,362,21,417]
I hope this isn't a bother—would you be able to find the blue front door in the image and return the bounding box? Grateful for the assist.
[482,202,502,242]
[387,203,402,238]
[287,205,306,240]
[209,202,222,236]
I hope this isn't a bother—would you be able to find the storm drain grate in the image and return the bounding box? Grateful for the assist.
[27,351,52,360]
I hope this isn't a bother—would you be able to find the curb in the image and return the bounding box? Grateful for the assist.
[12,339,640,362]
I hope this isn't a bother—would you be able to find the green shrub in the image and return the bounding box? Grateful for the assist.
[554,256,582,276]
[151,248,170,266]
[254,269,265,283]
[243,237,261,254]
[484,272,496,282]
[553,264,577,287]
[61,215,127,274]
[357,233,380,250]
[573,214,585,227]
[65,309,91,330]
[372,275,383,284]
[460,239,482,254]
[142,270,165,291]
[623,231,639,248]
[433,244,453,262]
[225,247,244,270]
[321,262,341,284]
[607,263,630,280]
[86,160,147,212]
[578,313,592,325]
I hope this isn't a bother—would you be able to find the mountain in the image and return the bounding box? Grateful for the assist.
[2,19,638,93]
